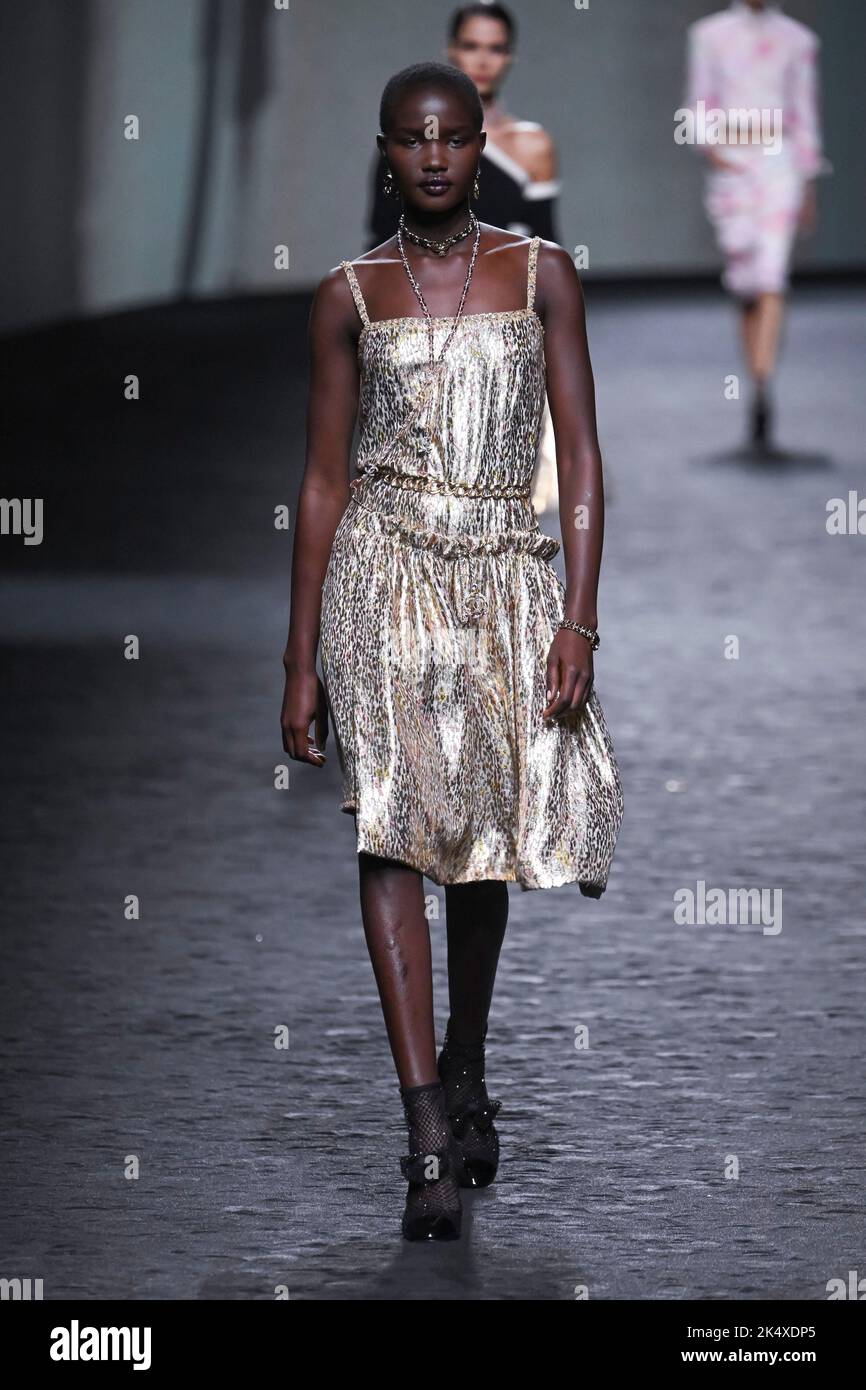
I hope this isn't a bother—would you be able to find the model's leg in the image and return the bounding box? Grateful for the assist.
[739,297,759,379]
[742,173,796,448]
[358,848,462,1239]
[748,171,798,386]
[438,880,508,1188]
[443,879,509,1042]
[752,291,785,383]
[741,291,784,447]
[357,850,437,1087]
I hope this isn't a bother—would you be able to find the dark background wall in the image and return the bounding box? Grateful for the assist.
[2,0,864,333]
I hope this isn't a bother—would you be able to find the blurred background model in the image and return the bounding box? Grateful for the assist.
[684,0,830,449]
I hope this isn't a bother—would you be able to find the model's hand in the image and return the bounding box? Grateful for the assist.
[798,181,818,237]
[542,629,593,723]
[281,659,328,764]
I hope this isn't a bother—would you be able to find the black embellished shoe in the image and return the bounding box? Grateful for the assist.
[399,1080,463,1241]
[437,1023,502,1189]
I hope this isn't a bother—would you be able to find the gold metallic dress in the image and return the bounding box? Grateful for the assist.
[319,237,624,893]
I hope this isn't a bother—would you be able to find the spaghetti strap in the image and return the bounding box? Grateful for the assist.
[526,236,540,311]
[340,260,370,329]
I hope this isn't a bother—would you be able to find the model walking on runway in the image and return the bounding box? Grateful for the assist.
[281,62,623,1241]
[685,0,829,449]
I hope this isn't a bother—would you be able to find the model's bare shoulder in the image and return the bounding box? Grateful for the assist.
[509,122,555,151]
[536,240,577,281]
[316,263,353,304]
[506,123,557,181]
[309,263,361,339]
[506,119,550,143]
[534,242,582,318]
[332,244,398,316]
[353,238,398,264]
[477,223,533,254]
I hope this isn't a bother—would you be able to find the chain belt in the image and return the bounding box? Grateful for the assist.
[349,463,538,627]
[353,461,531,500]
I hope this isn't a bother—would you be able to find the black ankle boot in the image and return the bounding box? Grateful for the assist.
[751,383,772,450]
[399,1080,463,1241]
[438,1022,502,1189]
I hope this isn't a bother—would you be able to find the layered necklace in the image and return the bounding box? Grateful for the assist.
[396,210,481,371]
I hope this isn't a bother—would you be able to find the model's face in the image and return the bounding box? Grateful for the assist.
[378,87,485,215]
[446,16,512,100]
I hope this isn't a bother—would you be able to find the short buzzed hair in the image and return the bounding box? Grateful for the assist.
[379,61,484,136]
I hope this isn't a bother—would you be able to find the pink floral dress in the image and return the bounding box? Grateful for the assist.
[684,1,829,298]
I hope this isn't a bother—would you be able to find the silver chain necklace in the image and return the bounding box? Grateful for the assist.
[396,212,481,371]
[399,211,476,257]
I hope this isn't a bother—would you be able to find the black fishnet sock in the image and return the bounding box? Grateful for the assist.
[399,1079,462,1238]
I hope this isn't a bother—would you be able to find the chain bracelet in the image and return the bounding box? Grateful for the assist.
[558,618,600,651]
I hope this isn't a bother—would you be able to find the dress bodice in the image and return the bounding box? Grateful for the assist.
[354,310,546,493]
[335,238,559,573]
[341,239,546,496]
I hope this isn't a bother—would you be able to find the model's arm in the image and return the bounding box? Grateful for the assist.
[536,242,604,722]
[509,127,561,243]
[790,32,827,235]
[280,270,360,764]
[789,33,825,178]
[523,132,561,245]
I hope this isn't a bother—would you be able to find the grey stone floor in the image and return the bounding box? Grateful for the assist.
[1,286,864,1299]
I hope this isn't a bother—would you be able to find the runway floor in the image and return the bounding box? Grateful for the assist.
[2,283,864,1299]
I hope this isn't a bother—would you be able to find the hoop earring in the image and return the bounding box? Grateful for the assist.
[472,167,481,200]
